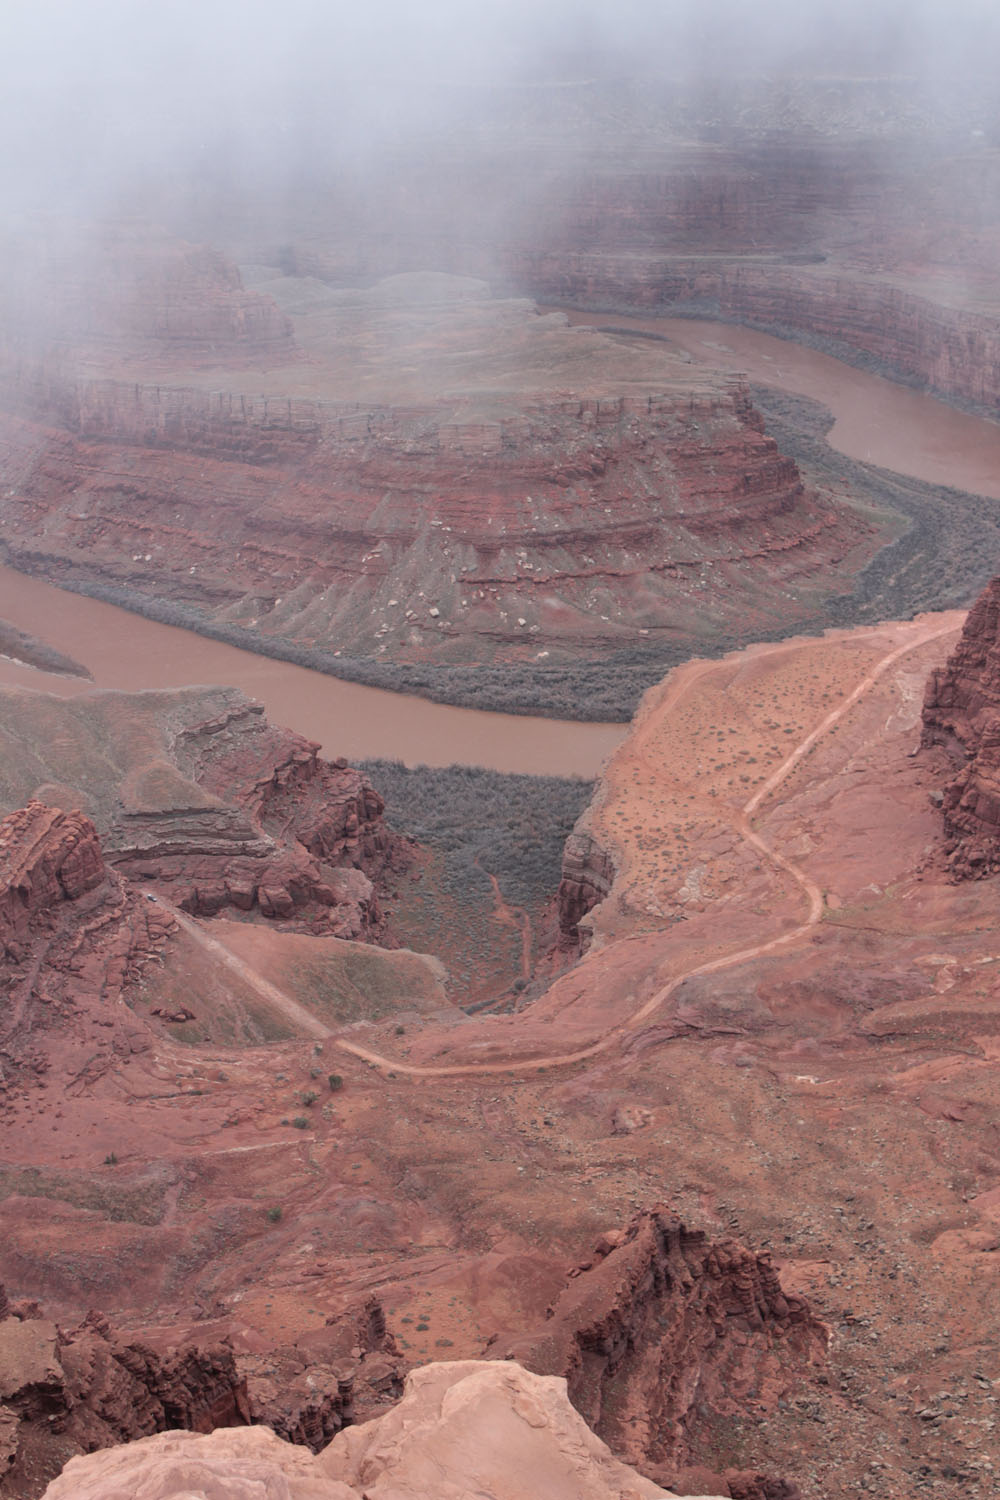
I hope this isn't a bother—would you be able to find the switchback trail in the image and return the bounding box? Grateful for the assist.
[150,619,960,1079]
[333,617,960,1078]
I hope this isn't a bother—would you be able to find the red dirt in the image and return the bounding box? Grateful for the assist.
[5,611,1000,1499]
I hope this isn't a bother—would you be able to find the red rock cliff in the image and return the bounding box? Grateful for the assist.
[0,373,863,666]
[508,252,1000,416]
[502,1208,825,1494]
[922,577,1000,875]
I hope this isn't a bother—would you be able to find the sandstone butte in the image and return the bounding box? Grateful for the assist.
[6,63,1000,1500]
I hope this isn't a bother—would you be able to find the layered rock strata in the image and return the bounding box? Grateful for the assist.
[0,687,403,933]
[0,368,841,664]
[503,1209,825,1493]
[0,257,874,671]
[922,576,1000,874]
[523,256,1000,415]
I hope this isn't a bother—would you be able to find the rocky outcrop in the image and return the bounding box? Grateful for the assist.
[922,576,1000,875]
[0,803,106,962]
[0,1288,249,1496]
[502,1209,825,1494]
[0,801,175,1089]
[40,1360,721,1500]
[556,832,616,950]
[241,1296,405,1454]
[0,687,405,935]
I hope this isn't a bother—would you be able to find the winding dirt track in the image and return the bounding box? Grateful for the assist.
[149,902,331,1041]
[160,619,960,1080]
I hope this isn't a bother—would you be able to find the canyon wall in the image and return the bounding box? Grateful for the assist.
[0,371,860,666]
[923,575,1000,874]
[514,254,1000,416]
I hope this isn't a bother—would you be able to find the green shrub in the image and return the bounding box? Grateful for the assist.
[328,1074,344,1092]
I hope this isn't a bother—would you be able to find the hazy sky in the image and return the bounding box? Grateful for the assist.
[2,1,997,214]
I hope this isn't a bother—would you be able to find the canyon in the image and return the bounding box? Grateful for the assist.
[5,600,1000,1499]
[4,50,1000,1500]
[0,245,876,717]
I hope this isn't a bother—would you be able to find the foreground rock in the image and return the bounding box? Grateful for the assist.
[0,685,405,934]
[504,1209,825,1496]
[0,1287,248,1495]
[0,1283,403,1498]
[40,1360,720,1500]
[922,575,1000,875]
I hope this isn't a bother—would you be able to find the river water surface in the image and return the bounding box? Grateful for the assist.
[1,315,997,774]
[0,564,624,777]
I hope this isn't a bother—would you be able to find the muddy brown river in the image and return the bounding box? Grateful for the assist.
[1,314,997,774]
[0,565,623,777]
[565,310,1000,499]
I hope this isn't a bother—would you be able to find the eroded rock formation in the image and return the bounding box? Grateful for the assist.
[922,576,1000,875]
[0,800,175,1090]
[0,1276,411,1495]
[556,831,616,950]
[503,1209,825,1495]
[0,254,876,679]
[39,1360,721,1500]
[0,1287,249,1495]
[0,363,843,666]
[239,1296,405,1455]
[0,687,404,933]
